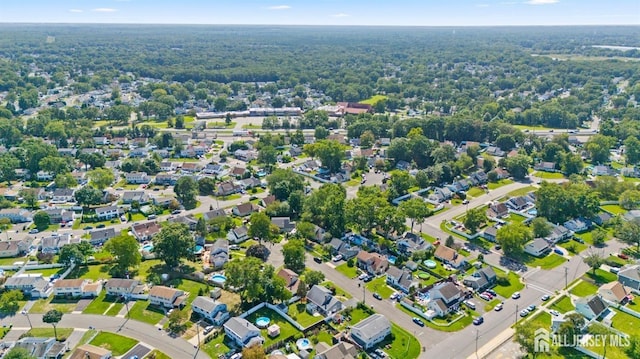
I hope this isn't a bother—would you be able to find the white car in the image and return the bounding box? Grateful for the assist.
[494,303,503,311]
[511,292,521,299]
[550,310,560,317]
[332,254,343,262]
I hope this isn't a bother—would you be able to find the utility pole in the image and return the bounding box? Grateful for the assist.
[564,267,568,289]
[475,330,479,359]
[363,284,366,305]
[22,311,33,329]
[515,304,519,325]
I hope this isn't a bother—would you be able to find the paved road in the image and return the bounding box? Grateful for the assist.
[0,313,209,359]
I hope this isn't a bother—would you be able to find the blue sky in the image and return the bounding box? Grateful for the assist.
[1,0,638,26]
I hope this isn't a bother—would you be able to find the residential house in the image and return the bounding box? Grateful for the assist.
[534,161,557,172]
[356,251,389,276]
[112,137,128,147]
[181,163,201,173]
[36,170,53,181]
[202,163,228,177]
[272,217,296,233]
[105,278,143,297]
[53,279,102,298]
[575,295,609,320]
[51,188,75,203]
[506,196,528,211]
[428,282,463,317]
[234,149,258,162]
[131,222,161,241]
[598,281,632,304]
[350,314,391,350]
[69,344,112,359]
[471,170,488,184]
[129,148,148,158]
[434,245,467,269]
[621,167,640,178]
[564,218,590,233]
[545,225,573,244]
[0,239,30,258]
[277,268,300,293]
[191,296,230,325]
[463,266,497,292]
[21,187,47,201]
[617,265,640,291]
[232,202,257,217]
[397,232,432,255]
[58,148,77,157]
[482,226,499,242]
[217,181,240,196]
[155,173,179,186]
[306,285,343,316]
[43,208,74,224]
[169,215,198,231]
[289,146,303,157]
[148,285,187,309]
[494,168,510,179]
[122,191,149,204]
[203,209,226,222]
[314,341,358,359]
[90,228,117,245]
[592,212,613,226]
[95,205,121,221]
[485,146,505,157]
[338,244,360,261]
[0,208,33,223]
[124,172,150,184]
[592,165,614,176]
[386,266,417,293]
[160,162,176,172]
[310,224,326,243]
[209,239,229,269]
[227,226,249,243]
[487,202,509,219]
[237,177,261,190]
[40,234,80,254]
[4,275,52,298]
[624,210,640,223]
[230,167,247,178]
[93,136,109,145]
[224,317,264,348]
[524,238,551,257]
[11,337,67,359]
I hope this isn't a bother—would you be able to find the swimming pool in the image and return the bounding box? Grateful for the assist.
[255,317,271,328]
[528,209,538,216]
[210,274,227,284]
[424,260,437,269]
[296,338,312,350]
[141,244,154,252]
[193,245,204,253]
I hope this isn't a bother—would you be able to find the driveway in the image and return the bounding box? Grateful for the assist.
[122,344,152,359]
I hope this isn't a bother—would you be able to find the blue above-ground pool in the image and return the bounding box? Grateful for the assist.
[141,244,154,252]
[296,338,312,350]
[424,259,437,269]
[210,274,227,285]
[255,317,271,328]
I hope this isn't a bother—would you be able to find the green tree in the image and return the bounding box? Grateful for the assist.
[496,222,532,256]
[198,177,217,196]
[314,126,329,140]
[620,189,640,210]
[561,153,584,176]
[196,217,207,237]
[445,235,455,247]
[583,251,605,275]
[305,270,325,287]
[33,211,50,231]
[531,217,552,238]
[0,153,20,184]
[282,239,306,273]
[43,309,63,340]
[617,220,640,250]
[153,223,195,268]
[19,189,38,209]
[591,228,608,247]
[399,197,430,232]
[502,154,530,180]
[58,243,83,267]
[174,176,198,210]
[309,140,345,173]
[104,234,142,276]
[258,145,278,169]
[626,336,640,359]
[167,309,188,335]
[295,221,316,242]
[463,208,487,234]
[514,323,540,358]
[389,171,415,198]
[266,169,304,201]
[625,136,640,165]
[0,289,24,315]
[74,186,104,208]
[359,130,375,149]
[248,212,273,242]
[54,173,77,188]
[303,183,346,238]
[585,134,616,164]
[87,168,115,190]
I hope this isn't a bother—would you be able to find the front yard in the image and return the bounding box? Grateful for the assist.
[83,291,123,315]
[30,296,79,314]
[378,323,422,359]
[89,332,139,356]
[512,252,567,270]
[493,268,524,298]
[569,280,599,297]
[550,295,575,313]
[335,262,359,279]
[365,276,395,299]
[127,300,166,325]
[487,179,513,190]
[24,327,74,341]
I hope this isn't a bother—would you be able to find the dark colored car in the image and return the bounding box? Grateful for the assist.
[412,317,425,326]
[473,317,484,325]
[313,257,322,263]
[373,292,382,300]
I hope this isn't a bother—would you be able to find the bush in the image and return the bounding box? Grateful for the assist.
[496,275,510,286]
[347,258,355,267]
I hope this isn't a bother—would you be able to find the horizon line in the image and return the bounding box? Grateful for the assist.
[0,22,638,28]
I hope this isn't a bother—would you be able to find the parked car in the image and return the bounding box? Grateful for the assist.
[313,257,322,264]
[553,248,563,255]
[573,237,585,244]
[486,289,497,297]
[463,300,476,310]
[520,309,529,317]
[473,317,484,325]
[549,310,560,317]
[412,317,425,327]
[332,254,343,262]
[541,294,550,301]
[481,291,494,299]
[96,224,106,228]
[229,245,240,250]
[479,293,491,301]
[618,253,629,260]
[527,305,536,312]
[610,267,620,274]
[494,303,503,311]
[494,244,502,250]
[511,292,521,299]
[28,229,39,234]
[363,275,373,282]
[83,226,93,230]
[373,292,382,300]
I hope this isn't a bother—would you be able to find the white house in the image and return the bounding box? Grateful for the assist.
[350,314,391,350]
[125,172,150,184]
[148,285,187,308]
[227,226,249,243]
[95,205,121,221]
[575,295,608,320]
[53,279,102,298]
[224,317,264,348]
[4,275,52,298]
[105,278,143,297]
[428,282,463,317]
[306,285,343,316]
[51,188,75,203]
[524,238,551,257]
[191,296,230,325]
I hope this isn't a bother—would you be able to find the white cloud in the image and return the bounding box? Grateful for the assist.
[268,5,291,10]
[331,13,350,18]
[69,9,83,13]
[524,0,559,5]
[92,8,118,13]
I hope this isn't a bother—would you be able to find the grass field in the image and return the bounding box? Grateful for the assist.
[382,323,422,359]
[359,95,388,106]
[528,311,552,329]
[569,280,599,297]
[145,350,171,359]
[25,327,74,341]
[493,269,524,298]
[127,300,166,325]
[23,267,64,278]
[549,295,576,313]
[467,187,485,197]
[512,252,567,270]
[90,332,139,356]
[83,291,122,315]
[202,333,232,358]
[67,264,111,281]
[365,276,395,299]
[488,179,513,190]
[601,204,627,215]
[245,308,300,346]
[30,297,79,314]
[583,269,617,284]
[610,309,640,336]
[506,185,537,198]
[532,171,565,179]
[335,263,359,279]
[287,302,323,328]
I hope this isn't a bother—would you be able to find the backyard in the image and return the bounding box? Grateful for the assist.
[287,302,323,328]
[66,264,111,281]
[609,309,640,337]
[89,332,139,356]
[202,332,232,359]
[245,307,301,346]
[600,204,627,215]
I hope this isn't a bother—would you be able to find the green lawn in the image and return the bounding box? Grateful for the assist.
[610,308,640,336]
[30,297,79,314]
[558,240,588,254]
[83,291,123,315]
[528,311,552,329]
[90,332,139,356]
[359,95,388,106]
[569,280,599,297]
[506,185,537,198]
[395,304,473,332]
[23,267,64,278]
[484,298,501,312]
[583,269,617,284]
[601,204,627,215]
[513,252,567,270]
[550,295,575,313]
[381,323,421,359]
[145,350,171,359]
[202,332,232,358]
[366,276,395,299]
[488,179,513,190]
[335,263,359,279]
[245,308,301,346]
[66,264,111,281]
[506,213,527,223]
[171,279,208,305]
[583,323,630,359]
[493,269,524,298]
[532,171,565,179]
[24,327,74,341]
[287,302,323,328]
[105,302,125,316]
[127,300,165,325]
[0,256,28,266]
[466,187,485,198]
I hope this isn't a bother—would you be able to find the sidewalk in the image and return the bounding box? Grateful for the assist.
[469,327,515,359]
